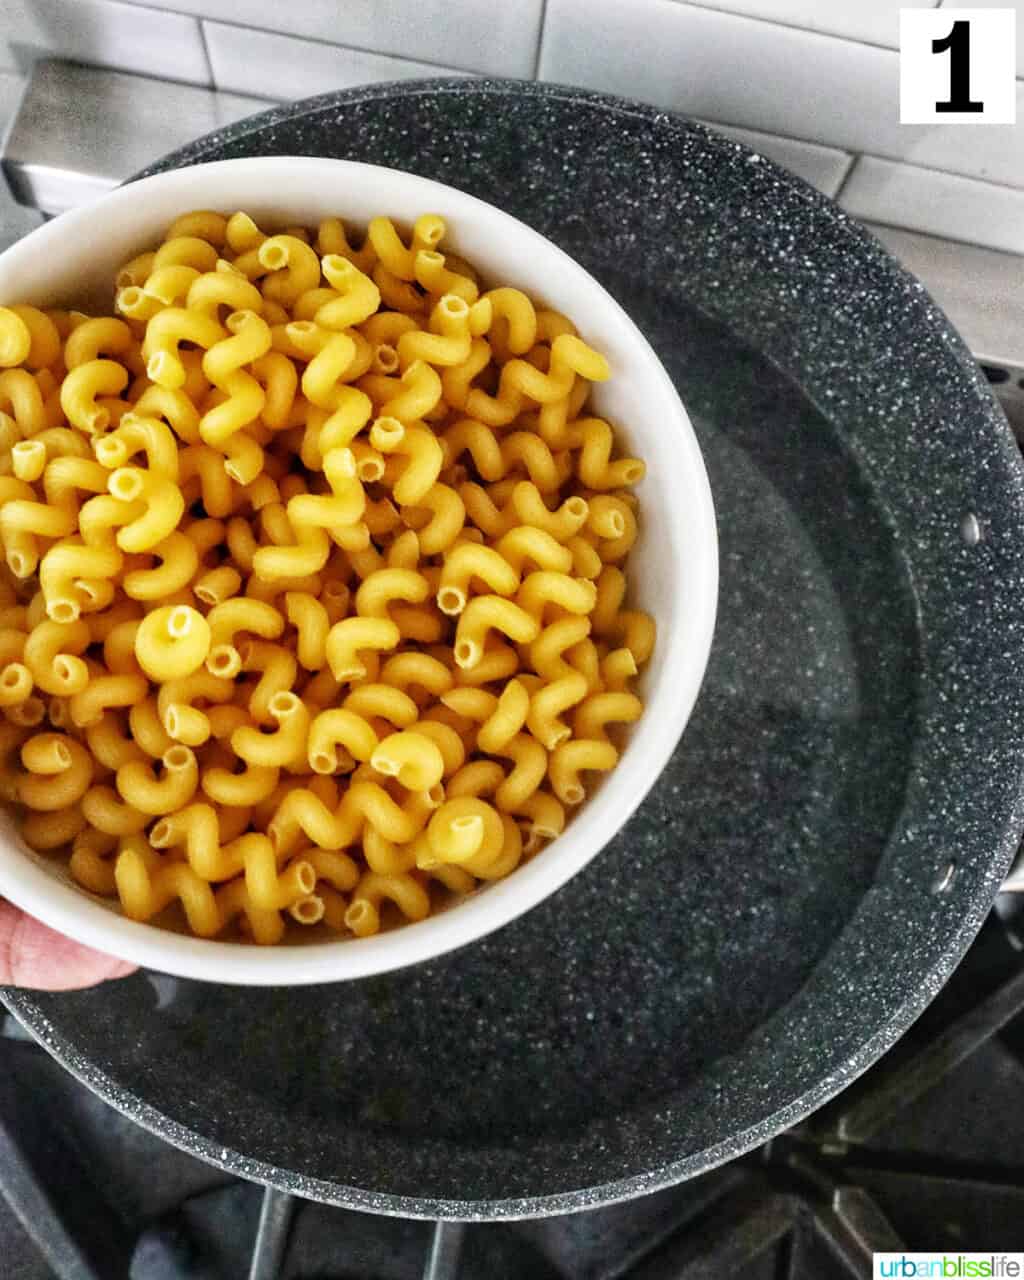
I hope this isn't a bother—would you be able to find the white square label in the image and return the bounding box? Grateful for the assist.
[900,8,1016,123]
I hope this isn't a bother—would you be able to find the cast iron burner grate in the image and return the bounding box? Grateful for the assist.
[3,895,1024,1280]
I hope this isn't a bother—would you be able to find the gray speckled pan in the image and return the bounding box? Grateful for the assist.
[5,81,1024,1219]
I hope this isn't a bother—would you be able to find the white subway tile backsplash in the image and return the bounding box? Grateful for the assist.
[539,0,1024,191]
[865,223,1024,367]
[840,156,1024,256]
[112,0,542,78]
[701,120,852,195]
[0,0,210,87]
[679,0,933,49]
[205,23,471,102]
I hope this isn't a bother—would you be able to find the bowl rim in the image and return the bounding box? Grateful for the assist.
[0,155,718,984]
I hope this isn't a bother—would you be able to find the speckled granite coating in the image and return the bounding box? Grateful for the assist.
[5,81,1024,1219]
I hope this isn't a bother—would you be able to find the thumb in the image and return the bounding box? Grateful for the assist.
[0,900,136,990]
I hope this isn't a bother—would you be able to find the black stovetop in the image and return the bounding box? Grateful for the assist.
[4,892,1024,1280]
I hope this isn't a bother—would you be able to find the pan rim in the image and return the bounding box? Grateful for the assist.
[5,76,1024,1220]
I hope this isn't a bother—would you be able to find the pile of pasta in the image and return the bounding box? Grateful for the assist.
[0,208,653,944]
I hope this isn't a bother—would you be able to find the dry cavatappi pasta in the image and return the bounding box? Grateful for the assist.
[0,208,653,944]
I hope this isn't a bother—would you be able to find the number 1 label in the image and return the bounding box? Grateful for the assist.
[900,9,1016,124]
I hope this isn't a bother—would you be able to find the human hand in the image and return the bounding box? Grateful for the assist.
[0,900,136,990]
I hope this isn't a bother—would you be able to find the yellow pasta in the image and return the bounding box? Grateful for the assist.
[105,465,185,551]
[116,744,199,815]
[307,707,378,774]
[231,690,309,768]
[142,307,225,390]
[59,360,130,432]
[454,596,539,670]
[12,439,46,482]
[343,682,418,728]
[64,317,136,371]
[0,662,32,707]
[135,605,211,681]
[69,672,148,728]
[0,307,32,367]
[325,616,400,682]
[7,305,61,369]
[159,669,234,746]
[205,597,283,678]
[0,204,653,944]
[24,618,90,694]
[370,730,445,793]
[21,803,86,850]
[85,711,145,771]
[549,739,619,806]
[16,732,93,811]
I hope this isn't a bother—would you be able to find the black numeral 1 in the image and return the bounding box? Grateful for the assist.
[932,20,984,113]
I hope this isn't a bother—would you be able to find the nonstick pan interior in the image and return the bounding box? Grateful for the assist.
[5,82,1024,1218]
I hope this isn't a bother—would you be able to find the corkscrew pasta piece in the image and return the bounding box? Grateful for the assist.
[194,564,242,607]
[231,691,310,769]
[423,796,504,872]
[267,778,435,858]
[68,672,148,728]
[527,674,589,750]
[153,235,220,273]
[343,682,418,729]
[0,307,33,368]
[115,833,293,943]
[0,204,655,944]
[21,804,87,850]
[307,707,378,774]
[23,618,90,695]
[115,745,199,815]
[0,662,32,708]
[16,732,93,811]
[186,267,262,317]
[437,543,519,615]
[454,596,539,670]
[159,670,235,746]
[285,591,329,670]
[573,692,644,742]
[325,616,400,682]
[549,739,619,806]
[11,439,46,482]
[370,731,445,793]
[135,605,211,681]
[369,415,443,504]
[148,803,313,911]
[106,465,185,551]
[518,789,566,853]
[205,597,284,678]
[85,711,145,771]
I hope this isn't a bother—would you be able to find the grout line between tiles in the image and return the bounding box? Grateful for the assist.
[196,18,216,89]
[843,151,1024,196]
[831,153,860,204]
[864,219,1024,261]
[180,15,498,80]
[648,0,1024,77]
[660,0,904,55]
[844,205,1023,257]
[533,0,550,79]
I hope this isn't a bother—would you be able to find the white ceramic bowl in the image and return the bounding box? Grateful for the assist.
[0,157,717,984]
